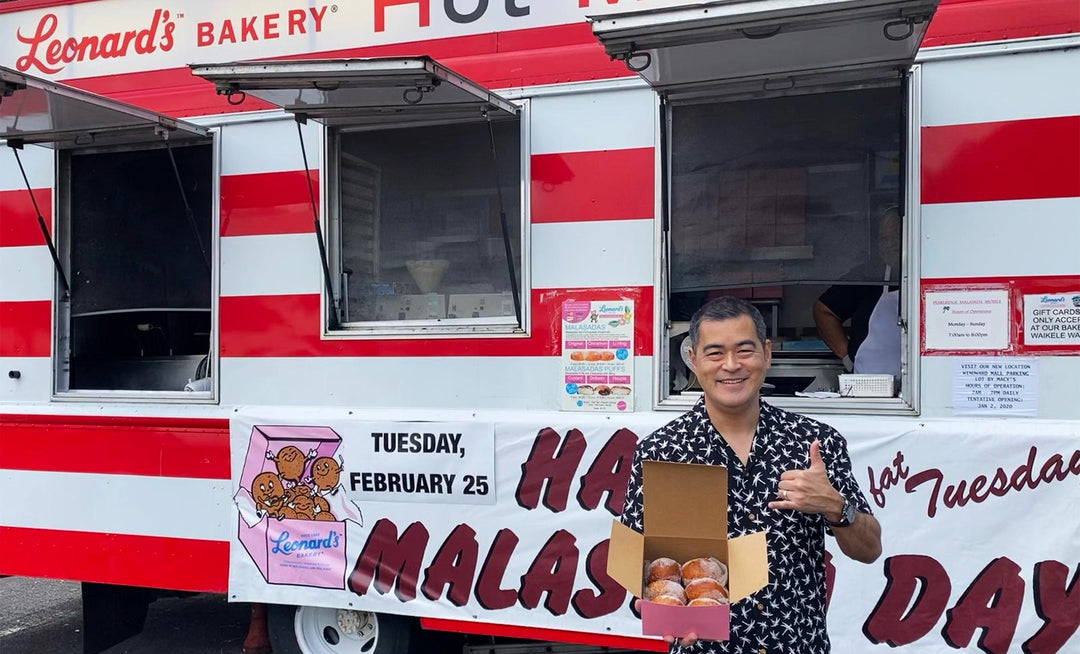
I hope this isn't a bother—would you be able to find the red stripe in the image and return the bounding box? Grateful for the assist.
[308,24,629,90]
[921,275,1080,355]
[0,526,228,593]
[0,188,52,248]
[421,617,666,652]
[531,149,655,224]
[221,170,318,237]
[61,24,629,118]
[0,413,229,429]
[219,287,653,358]
[0,418,230,479]
[922,116,1080,205]
[67,67,278,116]
[223,148,655,238]
[0,0,99,13]
[0,300,51,357]
[924,0,1080,48]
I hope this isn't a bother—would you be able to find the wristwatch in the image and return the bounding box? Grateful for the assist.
[826,497,856,528]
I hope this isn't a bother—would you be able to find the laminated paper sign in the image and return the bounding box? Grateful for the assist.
[561,300,634,412]
[952,357,1038,416]
[924,289,1010,351]
[1024,292,1080,346]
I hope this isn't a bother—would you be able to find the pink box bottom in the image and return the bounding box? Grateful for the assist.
[641,600,730,641]
[239,516,347,589]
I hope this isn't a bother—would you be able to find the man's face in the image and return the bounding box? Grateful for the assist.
[878,212,902,269]
[689,316,771,415]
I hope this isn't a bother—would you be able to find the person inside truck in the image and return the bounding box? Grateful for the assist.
[621,296,882,653]
[813,206,902,379]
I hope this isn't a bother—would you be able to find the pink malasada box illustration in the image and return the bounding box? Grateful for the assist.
[235,425,362,590]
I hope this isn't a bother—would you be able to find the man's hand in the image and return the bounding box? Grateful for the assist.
[768,440,844,520]
[632,599,699,648]
[769,440,883,563]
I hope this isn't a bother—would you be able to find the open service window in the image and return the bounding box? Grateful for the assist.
[192,58,525,335]
[1,65,215,399]
[593,0,938,412]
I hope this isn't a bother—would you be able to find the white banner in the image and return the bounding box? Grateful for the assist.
[229,407,1080,652]
[827,419,1080,654]
[0,0,696,80]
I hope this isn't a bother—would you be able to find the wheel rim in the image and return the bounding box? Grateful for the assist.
[294,606,380,654]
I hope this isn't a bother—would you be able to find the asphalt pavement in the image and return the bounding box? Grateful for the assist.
[0,576,251,654]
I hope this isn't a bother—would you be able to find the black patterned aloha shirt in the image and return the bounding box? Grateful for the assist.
[620,399,872,654]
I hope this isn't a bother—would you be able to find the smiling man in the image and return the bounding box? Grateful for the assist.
[620,296,882,654]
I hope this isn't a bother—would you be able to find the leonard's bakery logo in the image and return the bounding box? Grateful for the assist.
[13,6,332,76]
[9,0,639,77]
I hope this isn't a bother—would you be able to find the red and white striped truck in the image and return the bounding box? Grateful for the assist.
[2,1,1079,652]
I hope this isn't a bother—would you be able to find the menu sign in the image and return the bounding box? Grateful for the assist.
[561,300,634,412]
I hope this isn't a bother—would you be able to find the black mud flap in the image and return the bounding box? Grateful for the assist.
[81,582,153,654]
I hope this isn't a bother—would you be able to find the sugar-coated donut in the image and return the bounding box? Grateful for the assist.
[646,557,682,584]
[681,557,728,586]
[651,594,687,606]
[688,597,728,607]
[644,579,686,603]
[685,577,728,601]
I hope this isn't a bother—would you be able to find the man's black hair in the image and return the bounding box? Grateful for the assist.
[687,296,768,350]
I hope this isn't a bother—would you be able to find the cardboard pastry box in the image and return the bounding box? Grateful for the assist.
[608,461,769,641]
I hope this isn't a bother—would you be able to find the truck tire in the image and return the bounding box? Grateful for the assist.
[266,604,415,654]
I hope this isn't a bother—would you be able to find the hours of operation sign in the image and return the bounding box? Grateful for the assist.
[924,289,1010,351]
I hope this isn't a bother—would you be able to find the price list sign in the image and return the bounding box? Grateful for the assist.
[561,300,634,412]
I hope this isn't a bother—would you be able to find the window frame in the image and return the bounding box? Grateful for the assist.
[320,103,532,339]
[190,57,532,339]
[51,132,221,403]
[654,66,922,415]
[0,64,219,403]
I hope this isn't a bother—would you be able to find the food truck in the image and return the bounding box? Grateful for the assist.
[2,0,1079,652]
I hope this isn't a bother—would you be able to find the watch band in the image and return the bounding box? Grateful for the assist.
[825,497,856,527]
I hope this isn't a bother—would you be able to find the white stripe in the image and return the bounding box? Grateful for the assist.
[222,356,654,410]
[0,470,231,541]
[0,246,54,301]
[921,198,1080,278]
[922,47,1080,127]
[219,117,322,177]
[530,87,657,155]
[919,356,1080,420]
[0,145,52,192]
[0,358,52,402]
[531,218,655,288]
[220,233,323,297]
[917,34,1080,63]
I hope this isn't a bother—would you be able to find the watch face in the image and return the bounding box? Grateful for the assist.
[842,499,856,525]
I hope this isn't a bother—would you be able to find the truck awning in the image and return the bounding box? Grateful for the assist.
[590,0,939,97]
[190,57,519,127]
[0,65,209,148]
